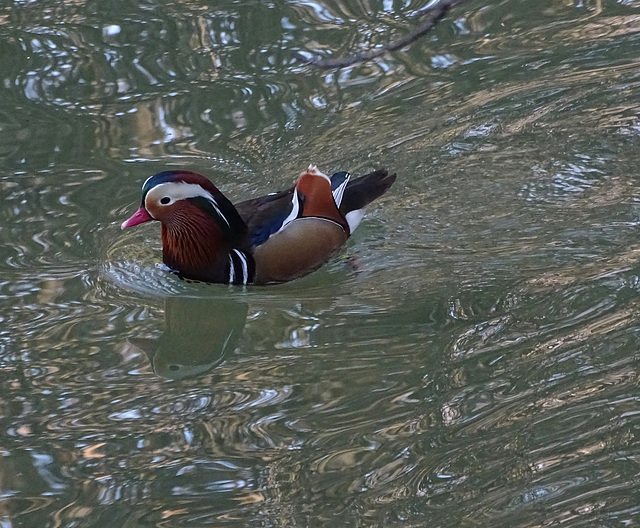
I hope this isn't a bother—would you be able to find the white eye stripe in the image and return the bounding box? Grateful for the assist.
[146,182,230,227]
[147,182,212,205]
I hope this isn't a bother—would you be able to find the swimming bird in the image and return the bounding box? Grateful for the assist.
[121,165,396,285]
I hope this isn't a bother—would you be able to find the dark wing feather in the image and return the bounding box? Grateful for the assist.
[330,171,350,191]
[339,169,396,214]
[235,186,295,247]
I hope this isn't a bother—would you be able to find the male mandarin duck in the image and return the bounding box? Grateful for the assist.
[121,165,396,285]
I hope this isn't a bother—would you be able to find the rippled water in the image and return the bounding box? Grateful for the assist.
[1,0,640,526]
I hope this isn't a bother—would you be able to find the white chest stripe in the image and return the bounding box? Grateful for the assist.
[228,255,236,284]
[232,249,249,285]
[228,249,249,285]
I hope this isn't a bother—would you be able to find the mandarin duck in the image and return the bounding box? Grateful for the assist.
[121,165,396,285]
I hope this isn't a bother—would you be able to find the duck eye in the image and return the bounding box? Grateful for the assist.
[160,197,171,205]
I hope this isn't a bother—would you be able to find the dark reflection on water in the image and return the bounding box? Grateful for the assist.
[128,295,248,379]
[2,0,640,526]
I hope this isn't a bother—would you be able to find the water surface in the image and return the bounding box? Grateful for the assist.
[1,0,640,526]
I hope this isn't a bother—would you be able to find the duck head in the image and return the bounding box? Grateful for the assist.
[121,170,250,283]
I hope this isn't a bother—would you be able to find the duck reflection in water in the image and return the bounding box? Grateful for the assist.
[127,295,248,380]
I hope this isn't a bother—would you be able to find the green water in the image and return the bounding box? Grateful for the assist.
[1,0,640,526]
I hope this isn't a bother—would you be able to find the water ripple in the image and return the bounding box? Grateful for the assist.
[2,1,640,526]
